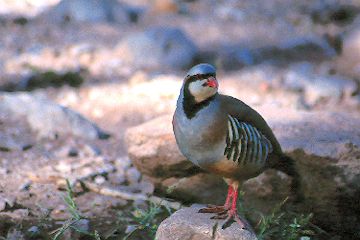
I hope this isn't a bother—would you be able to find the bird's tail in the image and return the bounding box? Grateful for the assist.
[272,154,303,202]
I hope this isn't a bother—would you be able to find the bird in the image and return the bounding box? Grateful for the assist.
[172,63,301,229]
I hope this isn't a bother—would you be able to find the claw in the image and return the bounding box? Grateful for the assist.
[221,209,245,229]
[211,213,227,220]
[198,205,226,214]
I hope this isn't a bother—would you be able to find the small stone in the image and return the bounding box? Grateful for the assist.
[94,175,106,185]
[137,179,155,195]
[19,181,32,191]
[115,156,132,170]
[55,161,72,173]
[80,144,101,157]
[1,209,29,220]
[6,229,25,240]
[0,135,22,151]
[72,219,90,233]
[0,198,6,211]
[126,167,141,184]
[125,225,137,234]
[27,226,40,236]
[108,172,126,185]
[0,195,15,211]
[68,147,79,157]
[0,167,9,175]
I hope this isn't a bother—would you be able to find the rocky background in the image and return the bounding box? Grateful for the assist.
[0,0,360,239]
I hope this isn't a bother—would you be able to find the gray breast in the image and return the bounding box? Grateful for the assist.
[173,99,226,166]
[224,115,273,166]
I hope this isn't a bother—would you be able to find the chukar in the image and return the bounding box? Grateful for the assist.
[173,63,301,229]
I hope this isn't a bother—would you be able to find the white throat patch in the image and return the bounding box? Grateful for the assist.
[188,80,217,102]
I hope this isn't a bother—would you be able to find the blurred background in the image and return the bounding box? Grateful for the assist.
[0,0,359,239]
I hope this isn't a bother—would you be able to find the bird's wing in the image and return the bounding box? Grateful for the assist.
[219,94,282,156]
[224,114,273,165]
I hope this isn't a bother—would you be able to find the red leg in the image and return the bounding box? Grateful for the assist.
[198,185,233,214]
[224,185,233,209]
[222,188,245,229]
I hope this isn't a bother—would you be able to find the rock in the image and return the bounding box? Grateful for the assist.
[0,209,29,220]
[0,197,7,211]
[94,175,106,185]
[125,167,141,184]
[125,114,196,179]
[115,27,197,69]
[152,0,179,13]
[0,135,23,152]
[27,226,40,236]
[216,5,246,21]
[242,169,291,214]
[0,92,109,140]
[19,181,32,192]
[0,70,84,92]
[137,179,155,195]
[311,4,358,25]
[45,0,130,23]
[72,219,90,233]
[6,229,25,240]
[283,62,356,106]
[161,173,226,204]
[126,109,360,238]
[336,17,360,81]
[156,205,258,240]
[0,195,15,211]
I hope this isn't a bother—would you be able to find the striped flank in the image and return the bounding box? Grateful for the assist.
[224,115,273,166]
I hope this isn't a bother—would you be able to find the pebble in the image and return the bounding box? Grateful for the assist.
[27,226,40,236]
[126,167,141,185]
[72,219,90,233]
[94,175,106,185]
[19,181,32,191]
[6,229,25,240]
[108,172,126,185]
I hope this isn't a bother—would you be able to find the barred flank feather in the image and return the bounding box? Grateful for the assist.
[225,115,273,166]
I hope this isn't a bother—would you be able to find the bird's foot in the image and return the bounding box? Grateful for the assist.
[210,209,245,229]
[198,204,228,214]
[223,209,245,229]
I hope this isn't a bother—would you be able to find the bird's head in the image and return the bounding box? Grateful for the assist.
[183,63,218,103]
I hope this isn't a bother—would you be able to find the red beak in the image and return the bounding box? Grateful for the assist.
[207,77,218,88]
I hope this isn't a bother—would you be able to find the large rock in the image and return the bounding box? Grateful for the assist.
[156,205,257,240]
[44,0,130,23]
[125,108,360,238]
[115,27,198,69]
[0,92,109,140]
[283,62,356,106]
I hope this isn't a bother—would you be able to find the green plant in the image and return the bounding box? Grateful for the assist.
[117,202,172,240]
[254,198,316,240]
[51,179,100,240]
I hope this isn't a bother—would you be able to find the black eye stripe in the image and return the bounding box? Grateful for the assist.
[186,73,215,82]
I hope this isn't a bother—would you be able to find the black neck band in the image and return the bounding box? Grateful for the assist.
[182,82,216,119]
